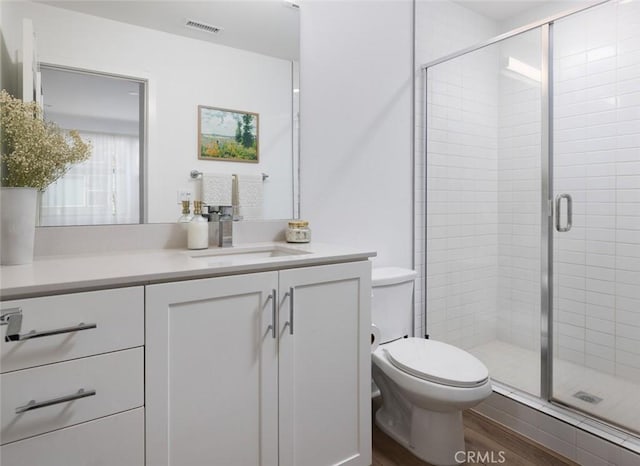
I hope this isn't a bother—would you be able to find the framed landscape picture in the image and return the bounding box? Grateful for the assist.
[198,105,259,163]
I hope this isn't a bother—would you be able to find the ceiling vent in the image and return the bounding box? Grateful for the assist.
[185,19,222,34]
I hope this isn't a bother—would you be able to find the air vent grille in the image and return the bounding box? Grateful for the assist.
[185,19,221,34]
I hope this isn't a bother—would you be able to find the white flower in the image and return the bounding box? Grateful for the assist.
[1,89,91,190]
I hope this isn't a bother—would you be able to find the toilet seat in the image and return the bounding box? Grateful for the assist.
[384,338,489,388]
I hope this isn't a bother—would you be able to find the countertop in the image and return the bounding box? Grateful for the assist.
[0,242,376,300]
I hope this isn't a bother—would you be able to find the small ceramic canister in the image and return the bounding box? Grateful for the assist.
[286,220,311,243]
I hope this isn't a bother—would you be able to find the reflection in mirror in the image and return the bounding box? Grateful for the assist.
[0,0,300,225]
[40,66,145,226]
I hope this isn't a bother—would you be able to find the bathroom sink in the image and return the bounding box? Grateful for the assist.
[190,245,310,267]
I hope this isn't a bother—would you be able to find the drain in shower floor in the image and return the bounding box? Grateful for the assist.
[573,391,603,404]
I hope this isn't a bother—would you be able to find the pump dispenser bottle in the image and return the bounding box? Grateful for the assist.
[177,200,193,230]
[188,201,209,249]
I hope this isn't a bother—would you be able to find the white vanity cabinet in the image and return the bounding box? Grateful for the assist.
[146,271,280,466]
[0,287,145,466]
[146,261,372,466]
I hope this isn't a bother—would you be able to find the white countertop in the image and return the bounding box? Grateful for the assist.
[0,242,376,300]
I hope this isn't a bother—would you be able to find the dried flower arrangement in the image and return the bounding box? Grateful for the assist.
[0,89,92,190]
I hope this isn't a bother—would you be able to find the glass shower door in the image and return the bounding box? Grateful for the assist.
[552,0,640,433]
[424,28,544,396]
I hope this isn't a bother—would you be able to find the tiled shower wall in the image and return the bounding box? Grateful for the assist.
[423,51,500,349]
[414,0,498,340]
[496,32,542,352]
[552,0,640,384]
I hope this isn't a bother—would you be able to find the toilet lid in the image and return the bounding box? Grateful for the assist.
[384,338,489,388]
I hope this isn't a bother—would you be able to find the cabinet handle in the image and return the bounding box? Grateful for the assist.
[10,322,97,342]
[1,308,97,342]
[284,287,294,335]
[15,388,96,414]
[0,308,23,342]
[266,289,277,339]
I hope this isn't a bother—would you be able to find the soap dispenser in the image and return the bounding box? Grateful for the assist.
[188,201,209,250]
[177,200,193,230]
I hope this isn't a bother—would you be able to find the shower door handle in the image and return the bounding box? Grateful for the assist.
[555,193,573,233]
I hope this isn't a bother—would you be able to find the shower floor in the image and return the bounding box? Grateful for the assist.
[468,340,640,434]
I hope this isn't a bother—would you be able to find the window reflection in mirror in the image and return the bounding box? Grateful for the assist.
[40,66,145,226]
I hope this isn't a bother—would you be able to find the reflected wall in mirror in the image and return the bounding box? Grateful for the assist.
[0,0,300,225]
[40,66,145,226]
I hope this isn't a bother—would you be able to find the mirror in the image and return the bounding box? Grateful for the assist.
[38,66,145,225]
[0,0,300,225]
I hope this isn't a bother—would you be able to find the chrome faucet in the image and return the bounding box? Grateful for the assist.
[204,205,234,248]
[218,206,233,248]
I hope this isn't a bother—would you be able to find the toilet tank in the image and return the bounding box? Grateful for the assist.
[372,267,417,343]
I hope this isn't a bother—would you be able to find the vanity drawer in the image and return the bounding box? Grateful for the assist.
[1,286,143,373]
[1,347,143,445]
[0,408,144,466]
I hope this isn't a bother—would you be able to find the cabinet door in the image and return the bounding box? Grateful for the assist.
[279,261,372,466]
[146,272,279,466]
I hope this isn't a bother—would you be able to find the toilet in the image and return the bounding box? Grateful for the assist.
[371,267,492,466]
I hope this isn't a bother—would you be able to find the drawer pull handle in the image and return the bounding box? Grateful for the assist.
[15,388,97,414]
[8,322,98,342]
[1,309,97,342]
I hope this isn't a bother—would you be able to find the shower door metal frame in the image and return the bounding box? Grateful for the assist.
[421,0,612,403]
[540,22,554,401]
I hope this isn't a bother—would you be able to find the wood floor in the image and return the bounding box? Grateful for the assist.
[371,400,578,466]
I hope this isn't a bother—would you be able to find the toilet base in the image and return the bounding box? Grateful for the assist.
[375,405,466,466]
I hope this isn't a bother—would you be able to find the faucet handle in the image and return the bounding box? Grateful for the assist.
[201,204,215,222]
[219,206,233,219]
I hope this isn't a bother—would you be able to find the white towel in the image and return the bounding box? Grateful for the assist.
[201,173,233,206]
[234,174,263,220]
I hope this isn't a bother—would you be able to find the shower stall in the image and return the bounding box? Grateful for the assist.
[423,0,640,434]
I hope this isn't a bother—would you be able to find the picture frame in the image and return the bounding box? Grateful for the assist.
[198,105,259,163]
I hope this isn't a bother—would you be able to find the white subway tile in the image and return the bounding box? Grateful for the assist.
[617,296,640,313]
[585,329,615,347]
[616,349,640,369]
[586,316,615,335]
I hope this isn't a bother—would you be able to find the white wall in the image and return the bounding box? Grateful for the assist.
[0,1,293,222]
[300,0,414,271]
